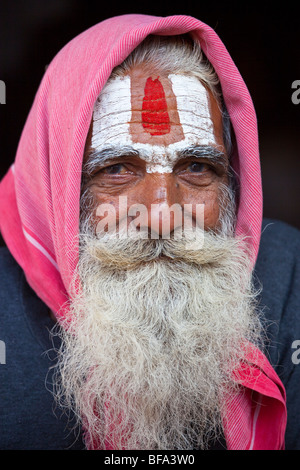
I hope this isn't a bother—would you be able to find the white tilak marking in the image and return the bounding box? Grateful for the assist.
[92,76,132,147]
[169,74,216,146]
[91,75,217,174]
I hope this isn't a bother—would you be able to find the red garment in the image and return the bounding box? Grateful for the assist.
[0,14,286,449]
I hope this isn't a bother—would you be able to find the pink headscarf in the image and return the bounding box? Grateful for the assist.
[0,14,286,449]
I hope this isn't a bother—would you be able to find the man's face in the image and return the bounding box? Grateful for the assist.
[55,65,263,451]
[83,65,229,236]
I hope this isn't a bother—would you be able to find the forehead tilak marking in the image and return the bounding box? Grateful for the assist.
[130,70,184,146]
[141,77,171,136]
[91,74,217,173]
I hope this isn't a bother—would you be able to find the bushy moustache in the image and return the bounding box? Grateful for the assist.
[80,227,242,271]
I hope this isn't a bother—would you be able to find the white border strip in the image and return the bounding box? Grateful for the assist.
[249,395,262,450]
[22,227,59,271]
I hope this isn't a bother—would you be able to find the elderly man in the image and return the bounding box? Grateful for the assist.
[0,14,299,451]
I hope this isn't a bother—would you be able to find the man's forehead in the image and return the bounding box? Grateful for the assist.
[129,68,185,146]
[90,68,220,172]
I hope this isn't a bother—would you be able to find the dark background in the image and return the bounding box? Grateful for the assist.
[0,0,299,247]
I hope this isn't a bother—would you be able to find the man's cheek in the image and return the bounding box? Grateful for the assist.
[95,203,117,234]
[94,196,129,235]
[177,183,220,229]
[193,191,221,230]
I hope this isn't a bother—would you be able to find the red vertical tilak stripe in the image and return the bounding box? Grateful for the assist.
[142,77,171,135]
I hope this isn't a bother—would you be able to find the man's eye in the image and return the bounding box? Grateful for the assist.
[187,162,209,173]
[102,163,126,175]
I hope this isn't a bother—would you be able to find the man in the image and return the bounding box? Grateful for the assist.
[0,14,299,450]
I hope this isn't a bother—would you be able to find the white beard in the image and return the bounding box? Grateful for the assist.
[53,225,262,450]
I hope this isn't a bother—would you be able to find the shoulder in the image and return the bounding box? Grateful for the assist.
[255,217,300,325]
[0,246,25,318]
[0,246,84,449]
[257,218,300,263]
[254,218,300,370]
[0,246,25,302]
[254,220,300,449]
[0,245,23,277]
[254,218,300,304]
[0,245,20,265]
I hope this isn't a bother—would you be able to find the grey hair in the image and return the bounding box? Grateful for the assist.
[111,34,233,157]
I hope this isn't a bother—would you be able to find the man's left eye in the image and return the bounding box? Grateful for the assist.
[102,163,127,174]
[187,162,209,173]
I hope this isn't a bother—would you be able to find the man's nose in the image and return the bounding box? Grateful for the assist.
[132,174,183,238]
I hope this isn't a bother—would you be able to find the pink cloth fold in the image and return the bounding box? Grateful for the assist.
[0,13,286,449]
[224,343,286,450]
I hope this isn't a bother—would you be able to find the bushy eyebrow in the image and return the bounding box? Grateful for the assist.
[82,144,228,178]
[176,145,228,169]
[83,146,140,176]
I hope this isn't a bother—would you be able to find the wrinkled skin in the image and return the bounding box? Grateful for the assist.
[83,66,229,235]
